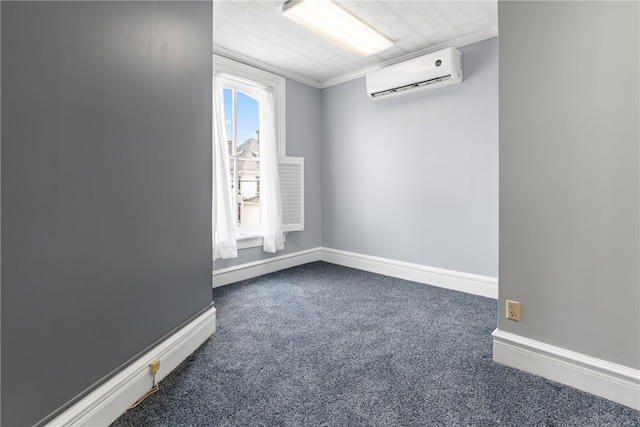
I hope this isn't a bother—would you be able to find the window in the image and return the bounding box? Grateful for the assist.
[213,55,286,249]
[223,84,261,234]
[213,56,304,260]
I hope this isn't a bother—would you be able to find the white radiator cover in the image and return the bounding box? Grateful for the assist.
[278,156,304,232]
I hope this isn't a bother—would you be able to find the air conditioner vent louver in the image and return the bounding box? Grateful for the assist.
[370,75,453,99]
[366,47,462,100]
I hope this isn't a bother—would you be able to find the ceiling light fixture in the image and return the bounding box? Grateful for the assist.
[282,0,393,57]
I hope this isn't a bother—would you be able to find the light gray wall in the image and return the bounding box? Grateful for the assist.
[321,38,498,278]
[499,1,639,369]
[1,2,213,425]
[213,78,322,271]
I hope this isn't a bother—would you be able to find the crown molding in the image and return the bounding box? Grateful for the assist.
[212,46,323,89]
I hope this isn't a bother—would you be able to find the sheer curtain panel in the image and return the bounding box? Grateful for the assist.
[212,75,238,260]
[259,88,285,253]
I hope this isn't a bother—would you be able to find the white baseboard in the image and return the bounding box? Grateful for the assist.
[212,247,322,287]
[45,306,217,427]
[320,247,498,299]
[212,247,497,299]
[492,328,640,410]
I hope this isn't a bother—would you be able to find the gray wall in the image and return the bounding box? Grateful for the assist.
[1,2,213,425]
[213,78,322,270]
[322,38,498,278]
[499,1,639,369]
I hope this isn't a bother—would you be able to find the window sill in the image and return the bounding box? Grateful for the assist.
[236,234,263,250]
[236,232,288,250]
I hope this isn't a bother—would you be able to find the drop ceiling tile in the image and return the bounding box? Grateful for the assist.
[212,2,247,30]
[212,0,498,85]
[224,10,297,44]
[337,1,401,36]
[383,1,445,24]
[431,1,496,34]
[480,1,499,24]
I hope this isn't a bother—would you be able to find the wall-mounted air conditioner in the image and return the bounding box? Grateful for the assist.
[366,47,462,100]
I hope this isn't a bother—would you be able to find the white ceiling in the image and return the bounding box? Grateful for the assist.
[213,0,498,88]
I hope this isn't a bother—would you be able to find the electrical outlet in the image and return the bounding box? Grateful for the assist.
[149,359,160,374]
[506,300,520,321]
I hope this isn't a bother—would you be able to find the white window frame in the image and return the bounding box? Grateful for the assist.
[213,55,286,249]
[214,55,285,155]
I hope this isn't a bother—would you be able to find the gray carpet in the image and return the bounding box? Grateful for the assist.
[112,261,640,426]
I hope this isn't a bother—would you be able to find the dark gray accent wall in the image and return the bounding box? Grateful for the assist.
[213,78,322,270]
[499,1,639,368]
[1,2,213,425]
[322,38,498,278]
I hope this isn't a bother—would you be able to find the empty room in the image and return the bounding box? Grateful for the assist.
[1,1,638,426]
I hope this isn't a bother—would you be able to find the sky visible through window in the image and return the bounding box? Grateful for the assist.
[224,89,259,147]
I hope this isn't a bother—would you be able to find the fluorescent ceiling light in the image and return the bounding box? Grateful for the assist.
[282,0,393,56]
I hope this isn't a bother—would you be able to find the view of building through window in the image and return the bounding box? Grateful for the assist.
[223,87,261,228]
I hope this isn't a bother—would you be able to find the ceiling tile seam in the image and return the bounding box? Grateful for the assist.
[478,1,499,26]
[212,1,254,29]
[275,33,348,76]
[276,21,353,63]
[377,1,432,47]
[356,3,400,45]
[429,3,466,40]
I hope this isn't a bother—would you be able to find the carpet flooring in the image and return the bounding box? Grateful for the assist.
[112,261,639,426]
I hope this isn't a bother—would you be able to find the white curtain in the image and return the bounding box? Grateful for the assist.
[212,75,238,260]
[259,88,285,253]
